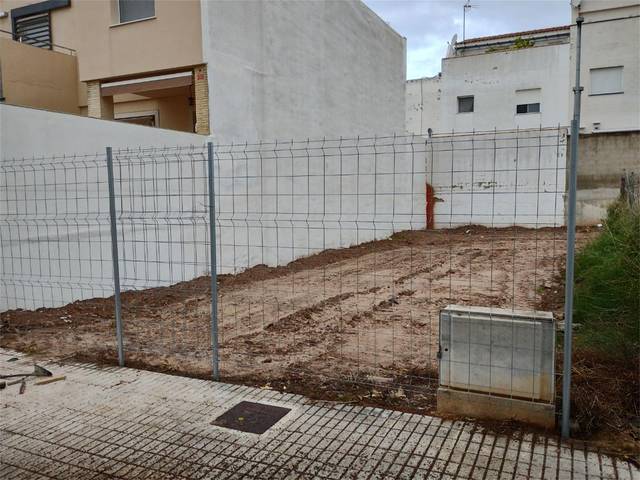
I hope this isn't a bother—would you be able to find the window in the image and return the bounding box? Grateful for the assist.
[515,88,541,115]
[13,12,51,49]
[118,0,154,23]
[590,66,623,95]
[115,111,158,127]
[516,103,540,114]
[457,96,474,113]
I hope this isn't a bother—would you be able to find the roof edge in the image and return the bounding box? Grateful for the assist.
[457,25,571,46]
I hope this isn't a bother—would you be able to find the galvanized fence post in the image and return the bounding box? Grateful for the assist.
[106,146,125,367]
[207,142,220,381]
[561,16,584,439]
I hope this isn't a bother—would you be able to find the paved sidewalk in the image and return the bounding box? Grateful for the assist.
[1,350,637,480]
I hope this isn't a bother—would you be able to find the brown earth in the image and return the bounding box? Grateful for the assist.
[1,227,582,398]
[5,225,636,458]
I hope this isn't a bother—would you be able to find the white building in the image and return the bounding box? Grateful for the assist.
[0,0,406,142]
[407,0,639,224]
[406,26,571,135]
[571,0,640,134]
[569,0,640,223]
[407,0,640,137]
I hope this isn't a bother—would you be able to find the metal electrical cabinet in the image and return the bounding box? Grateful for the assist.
[439,305,555,402]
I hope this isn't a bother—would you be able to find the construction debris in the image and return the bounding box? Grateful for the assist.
[35,375,66,386]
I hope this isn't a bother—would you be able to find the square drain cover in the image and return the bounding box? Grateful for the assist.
[211,401,291,434]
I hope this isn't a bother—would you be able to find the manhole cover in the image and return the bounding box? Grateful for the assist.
[211,401,291,434]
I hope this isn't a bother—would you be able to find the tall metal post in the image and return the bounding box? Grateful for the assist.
[561,15,584,439]
[207,142,220,381]
[462,1,473,42]
[106,147,125,367]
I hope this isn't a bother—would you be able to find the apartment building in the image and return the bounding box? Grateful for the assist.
[0,0,406,141]
[0,0,205,133]
[406,0,639,223]
[568,0,640,223]
[572,0,640,134]
[406,26,572,134]
[406,0,639,138]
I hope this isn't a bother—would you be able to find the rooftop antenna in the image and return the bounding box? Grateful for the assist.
[463,0,474,42]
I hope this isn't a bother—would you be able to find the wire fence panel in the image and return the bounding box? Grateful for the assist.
[1,127,571,412]
[0,153,117,360]
[212,135,428,395]
[111,146,214,375]
[428,129,567,228]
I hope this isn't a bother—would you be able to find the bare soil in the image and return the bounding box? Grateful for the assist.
[5,225,636,458]
[1,227,581,399]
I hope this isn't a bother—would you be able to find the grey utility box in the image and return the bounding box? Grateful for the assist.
[437,305,556,428]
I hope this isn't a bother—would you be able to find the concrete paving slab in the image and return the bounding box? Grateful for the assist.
[0,349,637,480]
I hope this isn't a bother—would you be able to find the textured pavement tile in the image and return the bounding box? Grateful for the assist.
[0,349,637,480]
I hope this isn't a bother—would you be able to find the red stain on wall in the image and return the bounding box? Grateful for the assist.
[426,183,435,229]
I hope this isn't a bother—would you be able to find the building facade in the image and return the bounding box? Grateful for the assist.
[0,0,205,133]
[406,26,572,135]
[572,0,640,134]
[0,0,406,141]
[407,0,639,224]
[570,0,640,223]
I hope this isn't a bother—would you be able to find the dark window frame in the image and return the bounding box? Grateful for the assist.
[516,103,541,114]
[118,0,155,24]
[12,12,52,49]
[10,0,69,50]
[457,95,474,114]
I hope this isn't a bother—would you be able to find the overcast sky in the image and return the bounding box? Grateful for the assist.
[363,0,571,79]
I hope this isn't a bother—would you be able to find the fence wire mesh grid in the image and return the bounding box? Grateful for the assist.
[1,127,577,414]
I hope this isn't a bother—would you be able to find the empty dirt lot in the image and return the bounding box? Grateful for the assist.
[1,227,586,408]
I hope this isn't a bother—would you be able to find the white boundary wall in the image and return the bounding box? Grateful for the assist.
[0,104,205,158]
[1,107,565,312]
[0,105,205,310]
[212,138,427,274]
[427,129,567,228]
[1,106,426,311]
[109,137,428,293]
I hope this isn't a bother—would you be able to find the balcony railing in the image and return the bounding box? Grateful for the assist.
[0,28,76,56]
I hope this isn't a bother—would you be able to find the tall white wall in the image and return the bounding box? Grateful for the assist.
[427,129,567,228]
[213,138,426,275]
[571,1,640,133]
[406,75,441,136]
[0,105,202,311]
[201,0,406,143]
[407,44,571,135]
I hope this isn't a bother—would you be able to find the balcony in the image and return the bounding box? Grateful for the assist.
[0,30,79,114]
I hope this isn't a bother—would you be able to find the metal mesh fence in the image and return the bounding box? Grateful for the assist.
[0,153,119,359]
[1,127,570,412]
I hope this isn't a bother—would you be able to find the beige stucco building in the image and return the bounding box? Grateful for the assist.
[0,0,207,133]
[0,0,406,140]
